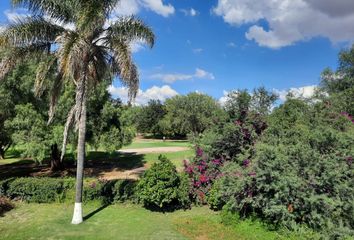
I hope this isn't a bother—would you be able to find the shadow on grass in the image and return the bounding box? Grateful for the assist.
[0,151,146,180]
[86,151,145,169]
[83,204,109,221]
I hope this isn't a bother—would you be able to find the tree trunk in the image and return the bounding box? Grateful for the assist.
[50,144,63,171]
[0,149,4,160]
[71,81,87,225]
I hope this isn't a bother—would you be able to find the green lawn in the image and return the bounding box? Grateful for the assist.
[122,140,190,149]
[0,203,306,240]
[142,150,193,168]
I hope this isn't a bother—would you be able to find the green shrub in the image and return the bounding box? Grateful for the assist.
[1,177,142,205]
[83,179,106,202]
[0,178,15,197]
[7,178,69,203]
[0,197,14,216]
[207,179,225,210]
[136,155,190,210]
[218,99,354,238]
[112,179,137,203]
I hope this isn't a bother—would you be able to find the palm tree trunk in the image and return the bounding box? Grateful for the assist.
[71,80,87,225]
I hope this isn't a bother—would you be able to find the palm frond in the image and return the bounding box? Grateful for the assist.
[0,55,17,80]
[11,0,77,23]
[0,43,50,80]
[48,72,64,124]
[127,62,139,102]
[106,16,155,48]
[60,104,76,162]
[0,16,65,48]
[34,55,57,97]
[56,31,79,79]
[110,39,139,102]
[110,39,132,81]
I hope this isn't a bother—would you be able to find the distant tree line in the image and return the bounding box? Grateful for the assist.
[132,88,278,139]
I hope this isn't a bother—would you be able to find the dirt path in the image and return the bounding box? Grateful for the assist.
[119,146,189,154]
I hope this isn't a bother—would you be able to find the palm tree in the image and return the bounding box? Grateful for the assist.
[0,0,154,224]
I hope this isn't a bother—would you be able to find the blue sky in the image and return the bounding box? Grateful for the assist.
[1,0,353,104]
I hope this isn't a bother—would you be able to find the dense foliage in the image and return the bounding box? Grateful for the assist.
[161,93,226,137]
[137,155,190,210]
[0,177,138,204]
[136,100,166,137]
[0,59,135,168]
[217,99,354,237]
[183,47,354,239]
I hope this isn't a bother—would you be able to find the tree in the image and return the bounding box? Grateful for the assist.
[319,45,354,116]
[224,90,251,121]
[163,93,225,137]
[137,99,166,136]
[250,87,278,115]
[224,87,278,121]
[4,79,135,169]
[0,59,39,160]
[0,0,154,224]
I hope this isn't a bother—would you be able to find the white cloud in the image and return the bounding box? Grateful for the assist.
[274,85,318,101]
[194,68,215,79]
[114,0,141,15]
[141,0,175,17]
[181,8,198,16]
[218,90,229,106]
[4,9,28,22]
[192,48,203,54]
[108,85,178,105]
[213,0,354,48]
[150,68,215,83]
[114,0,174,17]
[227,42,236,48]
[130,40,146,53]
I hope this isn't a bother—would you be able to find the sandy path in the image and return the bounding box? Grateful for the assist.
[118,146,189,154]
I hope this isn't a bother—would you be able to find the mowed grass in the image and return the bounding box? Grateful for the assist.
[0,140,194,169]
[142,149,194,168]
[122,140,190,149]
[0,203,304,240]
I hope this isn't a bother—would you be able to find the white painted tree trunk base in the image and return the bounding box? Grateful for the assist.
[71,202,83,224]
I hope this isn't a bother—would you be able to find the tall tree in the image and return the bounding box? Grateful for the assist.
[163,93,225,137]
[137,99,166,136]
[0,0,154,224]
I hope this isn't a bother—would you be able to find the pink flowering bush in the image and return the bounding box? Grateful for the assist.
[183,147,224,204]
[217,99,354,238]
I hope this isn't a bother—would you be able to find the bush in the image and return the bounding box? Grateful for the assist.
[217,99,354,238]
[137,155,190,210]
[183,147,224,204]
[0,178,14,197]
[83,179,107,202]
[112,179,137,203]
[6,178,70,203]
[207,178,225,210]
[0,197,14,216]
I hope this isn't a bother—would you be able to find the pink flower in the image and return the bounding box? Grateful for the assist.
[186,166,194,174]
[199,174,208,183]
[196,147,203,157]
[212,158,221,165]
[243,159,251,167]
[198,165,205,172]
